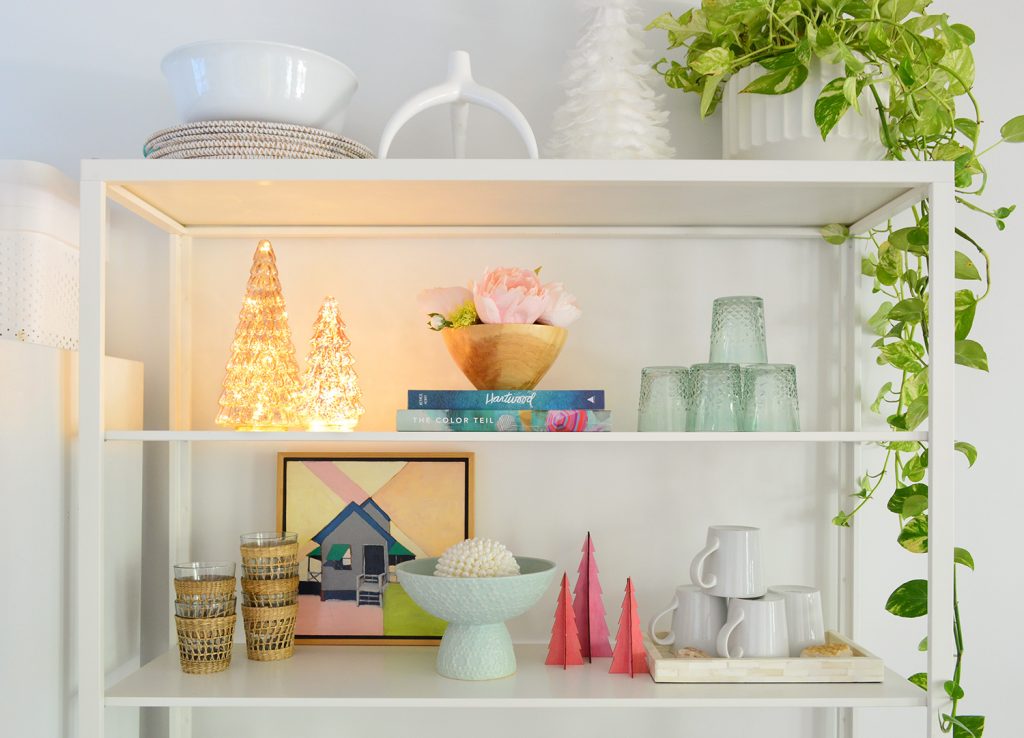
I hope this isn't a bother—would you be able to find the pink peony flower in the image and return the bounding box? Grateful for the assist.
[417,286,473,320]
[538,282,581,328]
[473,267,549,325]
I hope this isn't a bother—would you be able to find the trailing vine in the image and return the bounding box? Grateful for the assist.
[647,2,1024,734]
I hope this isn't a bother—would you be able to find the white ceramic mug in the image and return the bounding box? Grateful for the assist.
[716,593,789,658]
[768,585,825,656]
[647,584,727,656]
[689,525,766,598]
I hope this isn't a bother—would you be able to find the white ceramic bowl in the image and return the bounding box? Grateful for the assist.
[161,41,358,134]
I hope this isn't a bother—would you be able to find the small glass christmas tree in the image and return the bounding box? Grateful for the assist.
[215,239,303,431]
[300,296,364,431]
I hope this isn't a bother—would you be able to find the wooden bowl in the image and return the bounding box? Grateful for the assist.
[441,324,567,390]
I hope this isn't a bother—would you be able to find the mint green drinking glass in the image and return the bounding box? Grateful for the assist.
[688,363,741,431]
[741,364,800,431]
[638,366,689,431]
[709,296,768,364]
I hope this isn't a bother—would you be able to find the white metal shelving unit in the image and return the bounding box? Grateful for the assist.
[79,159,954,738]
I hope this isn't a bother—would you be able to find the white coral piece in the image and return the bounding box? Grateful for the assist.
[434,538,521,578]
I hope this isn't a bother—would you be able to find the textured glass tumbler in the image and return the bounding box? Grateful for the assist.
[741,364,800,431]
[688,363,742,431]
[709,296,768,364]
[638,366,689,431]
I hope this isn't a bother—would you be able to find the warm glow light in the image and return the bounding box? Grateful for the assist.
[215,239,303,430]
[300,296,364,432]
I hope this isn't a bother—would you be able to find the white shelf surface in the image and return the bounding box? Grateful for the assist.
[106,644,926,709]
[82,159,948,233]
[103,430,927,443]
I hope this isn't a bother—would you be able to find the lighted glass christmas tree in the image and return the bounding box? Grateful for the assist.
[300,296,364,431]
[215,239,303,430]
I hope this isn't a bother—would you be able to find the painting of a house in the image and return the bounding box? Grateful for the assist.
[307,499,414,606]
[278,453,473,644]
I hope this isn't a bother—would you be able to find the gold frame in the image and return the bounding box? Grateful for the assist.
[276,451,474,646]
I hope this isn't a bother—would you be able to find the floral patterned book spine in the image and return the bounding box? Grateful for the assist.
[396,409,612,432]
[408,390,604,410]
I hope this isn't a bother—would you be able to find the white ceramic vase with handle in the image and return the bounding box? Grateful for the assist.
[716,593,790,659]
[768,584,825,656]
[722,58,887,161]
[689,525,766,599]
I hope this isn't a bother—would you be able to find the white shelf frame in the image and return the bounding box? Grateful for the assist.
[78,159,954,738]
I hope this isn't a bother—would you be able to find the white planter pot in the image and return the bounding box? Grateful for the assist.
[722,60,887,160]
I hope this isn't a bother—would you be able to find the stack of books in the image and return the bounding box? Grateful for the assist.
[397,390,612,432]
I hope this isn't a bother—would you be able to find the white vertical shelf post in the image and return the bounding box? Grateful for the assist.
[926,177,956,737]
[836,227,863,738]
[168,234,194,738]
[78,180,107,737]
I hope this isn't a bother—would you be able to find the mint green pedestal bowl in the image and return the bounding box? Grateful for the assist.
[396,557,556,681]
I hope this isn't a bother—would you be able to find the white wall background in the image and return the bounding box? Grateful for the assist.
[2,1,1021,737]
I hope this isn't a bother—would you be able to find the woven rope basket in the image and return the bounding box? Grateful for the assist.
[241,576,299,608]
[143,121,375,160]
[240,542,299,580]
[242,604,298,661]
[175,614,236,674]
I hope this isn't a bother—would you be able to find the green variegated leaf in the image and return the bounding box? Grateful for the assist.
[904,396,929,431]
[888,483,927,514]
[955,117,979,143]
[955,441,978,467]
[814,77,851,140]
[955,340,989,371]
[870,381,893,414]
[741,64,809,95]
[949,715,985,738]
[954,547,975,570]
[1001,115,1024,142]
[908,672,928,690]
[692,47,734,76]
[902,495,928,517]
[955,290,977,340]
[886,579,928,618]
[898,515,928,553]
[918,636,928,651]
[888,297,925,323]
[955,251,982,280]
[945,680,965,700]
[821,223,850,245]
[867,301,893,335]
[700,73,724,117]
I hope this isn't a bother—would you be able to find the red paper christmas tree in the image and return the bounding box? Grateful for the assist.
[609,578,649,677]
[572,532,612,660]
[545,573,585,667]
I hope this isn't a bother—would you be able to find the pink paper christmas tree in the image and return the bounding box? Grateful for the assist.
[609,577,649,677]
[546,573,585,667]
[572,532,612,660]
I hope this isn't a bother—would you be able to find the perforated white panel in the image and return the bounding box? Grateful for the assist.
[0,230,79,350]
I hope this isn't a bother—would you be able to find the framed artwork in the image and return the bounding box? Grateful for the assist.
[277,452,473,645]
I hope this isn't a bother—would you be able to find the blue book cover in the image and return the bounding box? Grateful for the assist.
[408,389,604,411]
[396,409,612,432]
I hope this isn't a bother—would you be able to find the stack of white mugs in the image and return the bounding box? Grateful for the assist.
[648,525,828,658]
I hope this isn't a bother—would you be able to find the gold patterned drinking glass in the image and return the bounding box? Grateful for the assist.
[709,296,768,364]
[741,364,800,432]
[688,363,742,432]
[638,366,689,432]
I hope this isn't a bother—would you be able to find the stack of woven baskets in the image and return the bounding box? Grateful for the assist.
[173,562,237,674]
[239,532,300,661]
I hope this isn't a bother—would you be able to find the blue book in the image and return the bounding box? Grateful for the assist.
[408,389,604,411]
[397,409,612,432]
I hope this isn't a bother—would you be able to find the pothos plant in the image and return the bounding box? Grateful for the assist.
[647,1,1024,735]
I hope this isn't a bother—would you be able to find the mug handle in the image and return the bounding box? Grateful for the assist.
[689,537,720,590]
[716,608,745,658]
[647,596,679,646]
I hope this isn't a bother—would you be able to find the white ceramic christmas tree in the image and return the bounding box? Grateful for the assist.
[546,0,675,159]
